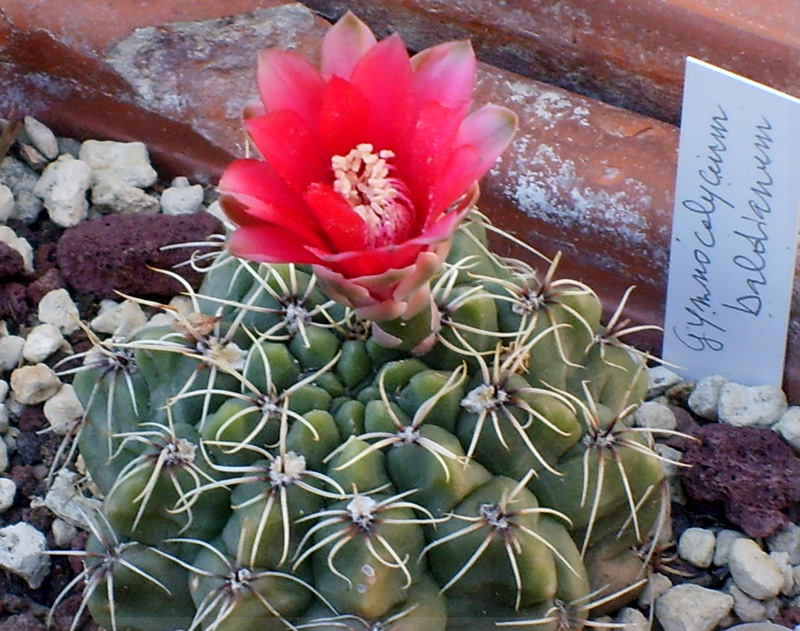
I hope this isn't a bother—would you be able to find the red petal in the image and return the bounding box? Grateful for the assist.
[312,240,423,278]
[229,224,324,265]
[321,11,377,80]
[257,49,325,127]
[219,158,310,221]
[349,35,415,150]
[303,182,368,252]
[430,144,482,215]
[246,111,329,196]
[410,41,475,113]
[318,77,371,158]
[393,100,463,222]
[455,105,519,179]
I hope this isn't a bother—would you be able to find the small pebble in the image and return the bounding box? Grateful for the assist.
[769,551,794,595]
[0,334,25,372]
[614,607,649,631]
[0,477,16,512]
[18,143,49,171]
[90,299,148,336]
[717,383,788,428]
[0,522,51,589]
[0,379,7,401]
[23,116,59,160]
[773,407,800,452]
[638,572,672,608]
[161,179,204,215]
[678,527,716,569]
[22,323,65,363]
[79,140,157,188]
[0,440,7,473]
[38,288,80,334]
[688,374,728,421]
[0,184,14,222]
[91,178,160,214]
[39,469,102,530]
[655,583,733,631]
[0,404,8,432]
[32,155,92,227]
[9,363,61,405]
[728,538,785,600]
[51,518,78,549]
[647,366,683,398]
[43,384,84,436]
[715,530,748,566]
[635,400,677,431]
[726,581,768,623]
[767,523,800,565]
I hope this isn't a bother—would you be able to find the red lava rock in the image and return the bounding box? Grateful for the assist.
[774,607,800,627]
[0,242,25,277]
[9,465,41,498]
[26,268,65,306]
[0,281,29,322]
[680,424,800,538]
[0,613,45,631]
[56,212,223,300]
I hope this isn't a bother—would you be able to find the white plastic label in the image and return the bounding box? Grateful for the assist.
[662,57,800,386]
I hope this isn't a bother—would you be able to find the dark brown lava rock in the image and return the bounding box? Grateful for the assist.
[56,212,223,300]
[0,241,25,277]
[680,423,800,538]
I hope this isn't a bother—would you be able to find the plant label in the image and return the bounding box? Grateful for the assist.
[662,57,800,386]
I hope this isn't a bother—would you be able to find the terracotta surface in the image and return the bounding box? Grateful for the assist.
[302,0,800,124]
[2,1,800,400]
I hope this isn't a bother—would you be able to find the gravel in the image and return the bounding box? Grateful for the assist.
[3,117,800,630]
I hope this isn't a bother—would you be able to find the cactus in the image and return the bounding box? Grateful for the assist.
[51,12,674,631]
[54,212,671,631]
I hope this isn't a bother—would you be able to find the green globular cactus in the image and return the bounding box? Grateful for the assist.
[58,212,672,631]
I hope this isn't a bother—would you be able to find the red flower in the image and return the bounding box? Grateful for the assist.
[219,12,517,321]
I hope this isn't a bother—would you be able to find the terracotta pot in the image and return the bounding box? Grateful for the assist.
[2,0,799,401]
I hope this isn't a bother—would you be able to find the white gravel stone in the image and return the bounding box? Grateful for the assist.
[0,522,50,588]
[0,477,16,512]
[22,323,65,363]
[772,407,800,452]
[0,225,34,274]
[36,468,102,530]
[614,607,649,631]
[0,439,7,473]
[38,288,80,334]
[687,374,728,421]
[726,581,768,623]
[0,379,7,401]
[43,384,84,436]
[638,572,673,608]
[91,299,148,336]
[768,523,800,565]
[635,400,677,431]
[0,184,14,222]
[51,518,78,548]
[0,334,25,372]
[91,178,160,214]
[0,156,43,223]
[717,383,788,427]
[728,538,785,599]
[769,550,795,595]
[0,403,8,433]
[647,366,683,398]
[655,583,733,631]
[715,529,748,566]
[161,180,204,215]
[10,363,61,405]
[33,154,92,227]
[23,116,60,160]
[678,527,716,569]
[79,140,158,188]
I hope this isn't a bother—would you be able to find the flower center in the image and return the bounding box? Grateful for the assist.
[332,143,413,247]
